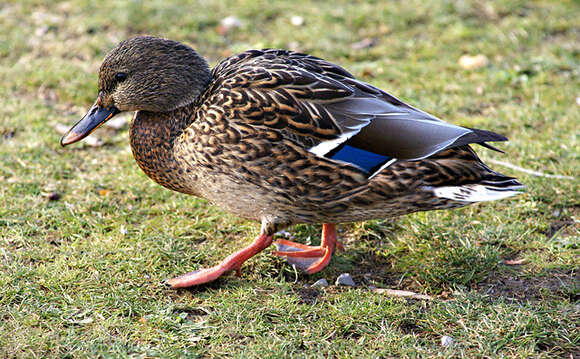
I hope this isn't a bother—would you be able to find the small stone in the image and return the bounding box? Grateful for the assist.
[335,273,356,286]
[552,208,561,218]
[84,136,104,147]
[311,278,329,287]
[290,15,304,26]
[220,16,242,29]
[458,54,489,70]
[217,16,242,36]
[441,335,454,347]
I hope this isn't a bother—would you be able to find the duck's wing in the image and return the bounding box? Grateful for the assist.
[213,49,507,177]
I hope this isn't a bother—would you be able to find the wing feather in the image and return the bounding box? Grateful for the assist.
[212,49,507,176]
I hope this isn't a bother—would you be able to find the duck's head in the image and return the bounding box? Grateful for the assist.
[61,36,211,146]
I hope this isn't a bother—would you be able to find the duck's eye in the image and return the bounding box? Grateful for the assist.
[115,72,128,82]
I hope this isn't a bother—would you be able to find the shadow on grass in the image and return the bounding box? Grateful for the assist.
[165,218,577,306]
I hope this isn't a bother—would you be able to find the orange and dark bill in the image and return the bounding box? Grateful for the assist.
[60,101,120,146]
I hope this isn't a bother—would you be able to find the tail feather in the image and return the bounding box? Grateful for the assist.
[422,145,524,203]
[432,182,524,203]
[450,128,508,153]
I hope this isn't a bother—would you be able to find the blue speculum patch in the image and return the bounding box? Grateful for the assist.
[329,144,393,174]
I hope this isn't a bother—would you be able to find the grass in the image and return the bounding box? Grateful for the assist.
[1,0,578,357]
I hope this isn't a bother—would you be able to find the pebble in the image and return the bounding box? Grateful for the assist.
[83,135,104,147]
[441,335,454,347]
[217,16,242,36]
[290,15,304,26]
[311,278,329,287]
[458,54,489,70]
[220,16,242,30]
[335,273,356,286]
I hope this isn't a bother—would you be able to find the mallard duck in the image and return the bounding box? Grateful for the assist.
[61,36,523,288]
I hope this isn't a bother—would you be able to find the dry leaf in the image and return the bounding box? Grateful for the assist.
[98,189,111,196]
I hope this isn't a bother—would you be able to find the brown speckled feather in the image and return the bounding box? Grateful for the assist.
[129,49,521,234]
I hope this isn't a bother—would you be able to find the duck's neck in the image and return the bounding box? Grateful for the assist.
[129,104,197,194]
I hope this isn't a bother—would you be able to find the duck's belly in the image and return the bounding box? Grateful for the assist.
[135,154,465,227]
[190,171,295,222]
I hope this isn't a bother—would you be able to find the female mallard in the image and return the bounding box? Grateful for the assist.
[61,36,523,288]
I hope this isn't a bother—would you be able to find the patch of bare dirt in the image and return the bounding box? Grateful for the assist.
[545,205,580,239]
[478,269,578,303]
[293,286,320,305]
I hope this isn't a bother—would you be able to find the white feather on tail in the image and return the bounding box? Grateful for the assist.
[430,183,524,202]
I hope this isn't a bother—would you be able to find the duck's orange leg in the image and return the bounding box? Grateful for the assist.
[274,223,341,274]
[166,233,273,288]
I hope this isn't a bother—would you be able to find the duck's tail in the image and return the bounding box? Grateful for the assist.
[371,144,524,206]
[420,145,524,203]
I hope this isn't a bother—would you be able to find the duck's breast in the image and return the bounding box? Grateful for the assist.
[130,110,198,195]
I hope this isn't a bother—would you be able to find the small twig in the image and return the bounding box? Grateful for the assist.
[487,159,575,180]
[371,287,434,300]
[504,258,525,265]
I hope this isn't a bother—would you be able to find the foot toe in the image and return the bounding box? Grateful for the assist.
[274,241,304,253]
[279,254,323,271]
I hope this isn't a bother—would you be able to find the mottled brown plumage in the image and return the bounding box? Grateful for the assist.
[61,36,522,288]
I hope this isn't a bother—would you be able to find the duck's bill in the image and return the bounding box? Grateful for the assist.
[60,102,120,146]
